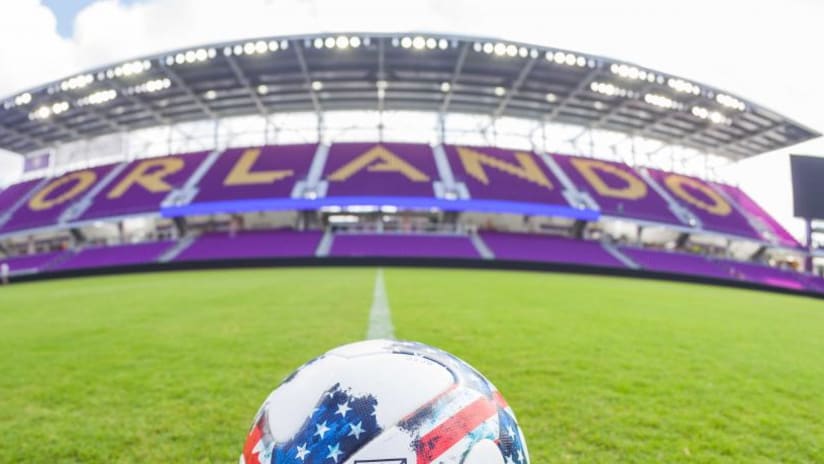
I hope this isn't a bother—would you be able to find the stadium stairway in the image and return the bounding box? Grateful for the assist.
[315,230,335,257]
[158,235,197,263]
[161,148,224,207]
[637,168,700,227]
[59,161,129,223]
[469,231,495,260]
[0,178,49,230]
[601,241,640,269]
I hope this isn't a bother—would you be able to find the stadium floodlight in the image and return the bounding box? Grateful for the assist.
[483,42,494,54]
[494,43,506,56]
[668,78,701,95]
[412,36,426,50]
[28,101,69,120]
[229,40,282,57]
[60,74,95,92]
[350,36,362,48]
[691,106,731,124]
[29,105,51,120]
[590,81,629,97]
[547,51,587,67]
[426,38,437,49]
[314,37,324,49]
[494,86,507,96]
[325,37,336,48]
[257,85,269,95]
[716,93,746,111]
[441,82,452,93]
[438,38,448,50]
[546,93,557,102]
[611,63,658,82]
[13,92,32,106]
[400,36,413,48]
[110,60,150,78]
[335,36,349,49]
[312,81,323,91]
[203,90,217,100]
[644,93,681,110]
[709,112,730,124]
[131,78,172,94]
[78,89,117,106]
[52,101,70,114]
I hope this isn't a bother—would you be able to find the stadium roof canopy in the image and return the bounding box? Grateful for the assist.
[0,32,819,160]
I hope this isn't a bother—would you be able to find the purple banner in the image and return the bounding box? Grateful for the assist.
[445,145,570,206]
[23,152,51,173]
[80,151,209,220]
[647,169,761,239]
[1,164,115,233]
[324,143,437,197]
[193,144,317,203]
[552,154,681,225]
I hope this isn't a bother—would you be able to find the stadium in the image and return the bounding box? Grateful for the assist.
[1,31,823,462]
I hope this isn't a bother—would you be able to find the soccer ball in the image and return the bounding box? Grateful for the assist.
[240,339,530,464]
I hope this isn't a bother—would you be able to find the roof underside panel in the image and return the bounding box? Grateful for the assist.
[0,33,818,158]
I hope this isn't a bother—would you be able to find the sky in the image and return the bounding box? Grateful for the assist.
[0,0,821,240]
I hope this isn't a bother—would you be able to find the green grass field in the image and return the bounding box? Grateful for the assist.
[1,268,822,462]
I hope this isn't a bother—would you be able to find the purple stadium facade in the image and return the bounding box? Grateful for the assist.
[0,142,820,297]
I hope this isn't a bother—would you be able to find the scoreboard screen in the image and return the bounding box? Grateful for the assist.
[790,155,824,219]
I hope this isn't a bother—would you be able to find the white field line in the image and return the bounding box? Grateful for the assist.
[366,268,395,340]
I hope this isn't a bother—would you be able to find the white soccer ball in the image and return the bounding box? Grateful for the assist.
[240,339,530,464]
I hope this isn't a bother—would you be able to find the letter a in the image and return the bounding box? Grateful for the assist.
[327,145,430,182]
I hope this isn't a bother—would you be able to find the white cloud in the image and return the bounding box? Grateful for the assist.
[0,0,822,238]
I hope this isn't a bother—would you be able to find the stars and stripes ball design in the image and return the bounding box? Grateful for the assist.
[240,339,530,464]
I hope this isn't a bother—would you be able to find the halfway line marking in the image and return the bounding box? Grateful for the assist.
[367,268,395,340]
